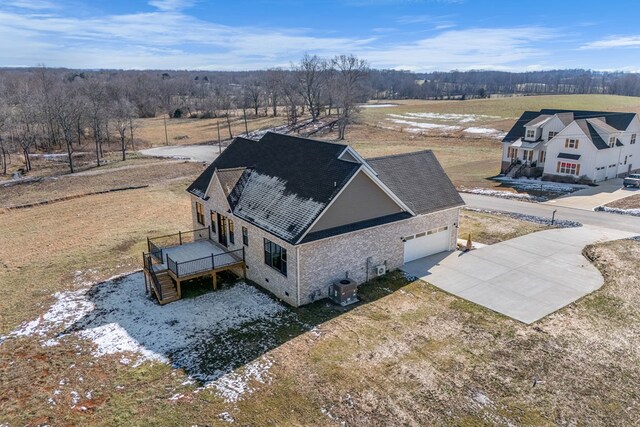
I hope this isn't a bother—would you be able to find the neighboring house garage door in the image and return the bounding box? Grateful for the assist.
[403,226,451,263]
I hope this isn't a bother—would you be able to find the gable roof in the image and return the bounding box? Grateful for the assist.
[367,150,465,215]
[188,132,360,244]
[188,133,463,245]
[504,109,637,150]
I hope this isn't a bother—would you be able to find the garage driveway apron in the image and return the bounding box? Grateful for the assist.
[402,225,636,324]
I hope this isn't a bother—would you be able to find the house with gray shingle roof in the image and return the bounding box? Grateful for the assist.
[501,109,640,182]
[184,132,464,306]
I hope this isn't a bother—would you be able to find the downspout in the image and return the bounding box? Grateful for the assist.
[296,245,301,307]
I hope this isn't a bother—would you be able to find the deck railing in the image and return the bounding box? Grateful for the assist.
[147,227,210,254]
[166,247,245,278]
[143,252,163,301]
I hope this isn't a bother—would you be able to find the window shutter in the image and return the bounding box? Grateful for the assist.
[576,140,579,149]
[565,139,568,148]
[557,162,561,173]
[576,164,580,175]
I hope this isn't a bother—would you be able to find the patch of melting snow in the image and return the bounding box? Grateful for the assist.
[399,112,500,122]
[387,116,462,132]
[460,187,545,202]
[218,412,235,423]
[493,176,588,194]
[594,206,640,217]
[2,272,286,384]
[465,207,581,228]
[359,103,397,108]
[463,127,507,139]
[207,357,273,403]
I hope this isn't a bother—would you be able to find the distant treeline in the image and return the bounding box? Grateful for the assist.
[369,69,640,99]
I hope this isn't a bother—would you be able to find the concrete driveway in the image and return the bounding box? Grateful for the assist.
[544,178,639,210]
[139,145,222,163]
[402,225,636,324]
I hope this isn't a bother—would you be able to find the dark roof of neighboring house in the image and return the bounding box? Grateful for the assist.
[504,109,637,149]
[367,150,465,215]
[558,152,581,160]
[187,132,360,244]
[575,120,608,150]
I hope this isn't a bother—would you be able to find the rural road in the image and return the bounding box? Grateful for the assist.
[462,193,640,234]
[139,145,223,163]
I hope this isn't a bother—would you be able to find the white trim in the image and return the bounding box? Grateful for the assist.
[203,168,218,200]
[295,245,301,307]
[342,146,378,176]
[298,205,461,246]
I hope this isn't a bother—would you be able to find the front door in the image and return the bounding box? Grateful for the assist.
[217,213,228,247]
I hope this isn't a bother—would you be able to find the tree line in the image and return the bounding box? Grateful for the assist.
[1,61,639,176]
[0,54,370,175]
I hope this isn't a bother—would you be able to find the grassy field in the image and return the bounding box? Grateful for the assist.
[1,153,640,425]
[457,209,552,245]
[606,193,640,209]
[2,94,640,425]
[347,94,640,190]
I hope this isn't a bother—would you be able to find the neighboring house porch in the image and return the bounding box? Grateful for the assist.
[142,227,246,304]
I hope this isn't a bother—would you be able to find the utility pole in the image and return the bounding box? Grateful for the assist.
[243,109,249,136]
[163,114,169,146]
[217,121,221,154]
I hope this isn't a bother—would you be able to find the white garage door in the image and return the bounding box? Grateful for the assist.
[403,226,451,264]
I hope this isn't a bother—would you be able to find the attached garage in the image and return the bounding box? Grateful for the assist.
[403,226,451,263]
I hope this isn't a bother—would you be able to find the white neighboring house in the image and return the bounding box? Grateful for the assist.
[501,109,640,182]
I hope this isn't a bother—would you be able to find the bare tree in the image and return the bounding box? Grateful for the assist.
[111,96,135,161]
[265,69,285,117]
[332,55,369,140]
[295,54,327,121]
[245,80,263,116]
[52,84,85,173]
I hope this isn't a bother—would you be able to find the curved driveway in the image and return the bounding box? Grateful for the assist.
[403,195,639,324]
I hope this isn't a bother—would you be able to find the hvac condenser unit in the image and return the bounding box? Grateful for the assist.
[376,265,387,276]
[329,278,359,306]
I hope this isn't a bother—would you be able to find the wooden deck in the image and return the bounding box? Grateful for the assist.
[143,228,245,305]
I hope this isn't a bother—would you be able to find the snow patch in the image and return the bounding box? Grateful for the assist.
[359,103,398,108]
[2,273,286,383]
[463,127,507,139]
[387,116,461,132]
[207,357,273,403]
[493,176,588,194]
[464,207,582,228]
[218,412,235,423]
[594,206,640,217]
[460,187,545,202]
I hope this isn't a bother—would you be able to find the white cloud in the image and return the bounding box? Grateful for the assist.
[148,0,198,11]
[0,2,561,71]
[581,35,640,50]
[8,0,58,10]
[357,27,557,71]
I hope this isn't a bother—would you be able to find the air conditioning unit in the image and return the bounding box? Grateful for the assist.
[376,265,386,276]
[328,278,358,306]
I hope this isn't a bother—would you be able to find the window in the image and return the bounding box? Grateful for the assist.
[526,129,535,139]
[264,239,287,276]
[210,211,217,234]
[625,155,628,165]
[242,226,248,246]
[526,150,533,162]
[196,202,204,225]
[557,161,580,175]
[539,150,546,163]
[565,138,579,149]
[609,136,616,148]
[507,147,517,158]
[632,133,637,145]
[229,220,235,244]
[548,131,558,140]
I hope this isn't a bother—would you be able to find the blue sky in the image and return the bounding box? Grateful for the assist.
[1,0,640,71]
